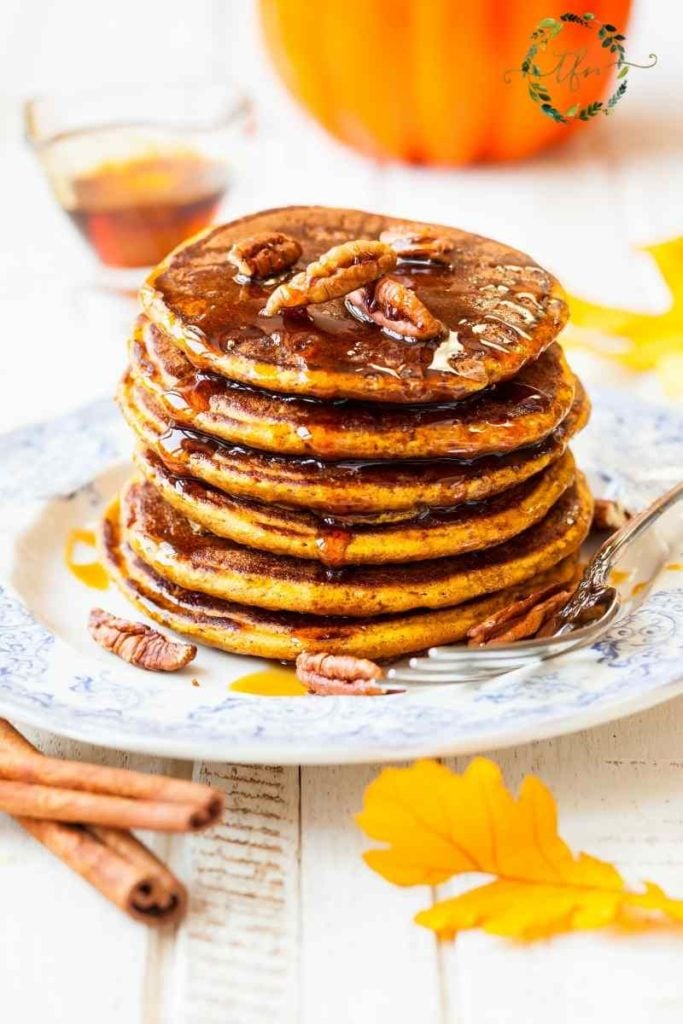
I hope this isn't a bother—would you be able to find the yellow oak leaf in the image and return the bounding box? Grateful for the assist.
[563,237,683,397]
[356,758,683,941]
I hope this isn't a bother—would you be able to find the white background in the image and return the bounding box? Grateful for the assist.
[0,2,682,1022]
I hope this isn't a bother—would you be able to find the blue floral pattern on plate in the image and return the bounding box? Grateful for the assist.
[0,392,681,763]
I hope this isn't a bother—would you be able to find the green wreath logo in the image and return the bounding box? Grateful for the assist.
[509,12,657,124]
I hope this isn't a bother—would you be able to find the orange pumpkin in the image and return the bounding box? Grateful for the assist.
[260,0,632,165]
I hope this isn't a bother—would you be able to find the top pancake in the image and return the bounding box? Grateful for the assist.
[141,206,568,404]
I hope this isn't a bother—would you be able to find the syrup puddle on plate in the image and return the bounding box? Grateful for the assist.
[64,528,109,590]
[230,668,306,697]
[609,568,632,586]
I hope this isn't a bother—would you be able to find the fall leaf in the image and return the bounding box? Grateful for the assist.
[356,758,683,941]
[563,237,683,398]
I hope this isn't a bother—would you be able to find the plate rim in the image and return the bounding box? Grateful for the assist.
[1,670,682,764]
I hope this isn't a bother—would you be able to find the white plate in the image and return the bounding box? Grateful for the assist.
[0,392,681,764]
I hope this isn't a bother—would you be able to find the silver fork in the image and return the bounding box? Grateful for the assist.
[387,480,683,686]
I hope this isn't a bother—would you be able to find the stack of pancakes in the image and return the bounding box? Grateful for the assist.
[103,206,593,661]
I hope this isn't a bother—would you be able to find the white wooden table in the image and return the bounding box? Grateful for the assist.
[1,3,682,1021]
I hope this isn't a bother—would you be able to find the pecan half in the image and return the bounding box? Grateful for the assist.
[346,275,446,341]
[536,598,606,638]
[227,231,302,279]
[466,581,575,647]
[261,240,396,316]
[88,608,196,671]
[380,223,454,264]
[295,652,388,696]
[591,498,631,533]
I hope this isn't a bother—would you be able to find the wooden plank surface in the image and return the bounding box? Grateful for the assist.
[173,764,300,1024]
[299,765,442,1024]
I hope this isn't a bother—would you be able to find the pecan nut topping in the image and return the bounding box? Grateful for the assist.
[261,239,396,316]
[466,581,576,647]
[380,223,454,264]
[227,231,302,279]
[346,274,446,341]
[295,652,387,696]
[88,608,197,671]
[591,498,631,533]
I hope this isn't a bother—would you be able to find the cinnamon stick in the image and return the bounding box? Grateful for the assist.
[0,721,187,924]
[0,746,221,812]
[0,720,223,832]
[87,826,183,913]
[0,780,213,831]
[19,818,187,924]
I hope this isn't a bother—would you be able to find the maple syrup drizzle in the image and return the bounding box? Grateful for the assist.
[153,216,557,396]
[137,314,565,462]
[65,528,109,590]
[315,524,353,567]
[230,668,306,697]
[155,404,556,491]
[154,357,554,431]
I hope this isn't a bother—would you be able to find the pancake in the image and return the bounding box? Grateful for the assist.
[120,474,592,617]
[102,499,581,661]
[119,371,589,515]
[128,318,577,459]
[134,446,576,566]
[140,206,568,404]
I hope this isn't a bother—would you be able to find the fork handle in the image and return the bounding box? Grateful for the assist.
[591,480,683,588]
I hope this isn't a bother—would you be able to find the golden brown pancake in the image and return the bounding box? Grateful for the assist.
[120,475,592,617]
[134,446,576,566]
[102,499,581,660]
[105,204,592,664]
[119,371,589,515]
[128,318,577,459]
[140,206,568,404]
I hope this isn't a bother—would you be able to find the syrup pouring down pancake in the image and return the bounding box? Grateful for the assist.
[127,317,577,459]
[117,475,592,618]
[133,447,577,566]
[140,206,568,404]
[118,362,588,514]
[102,498,582,662]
